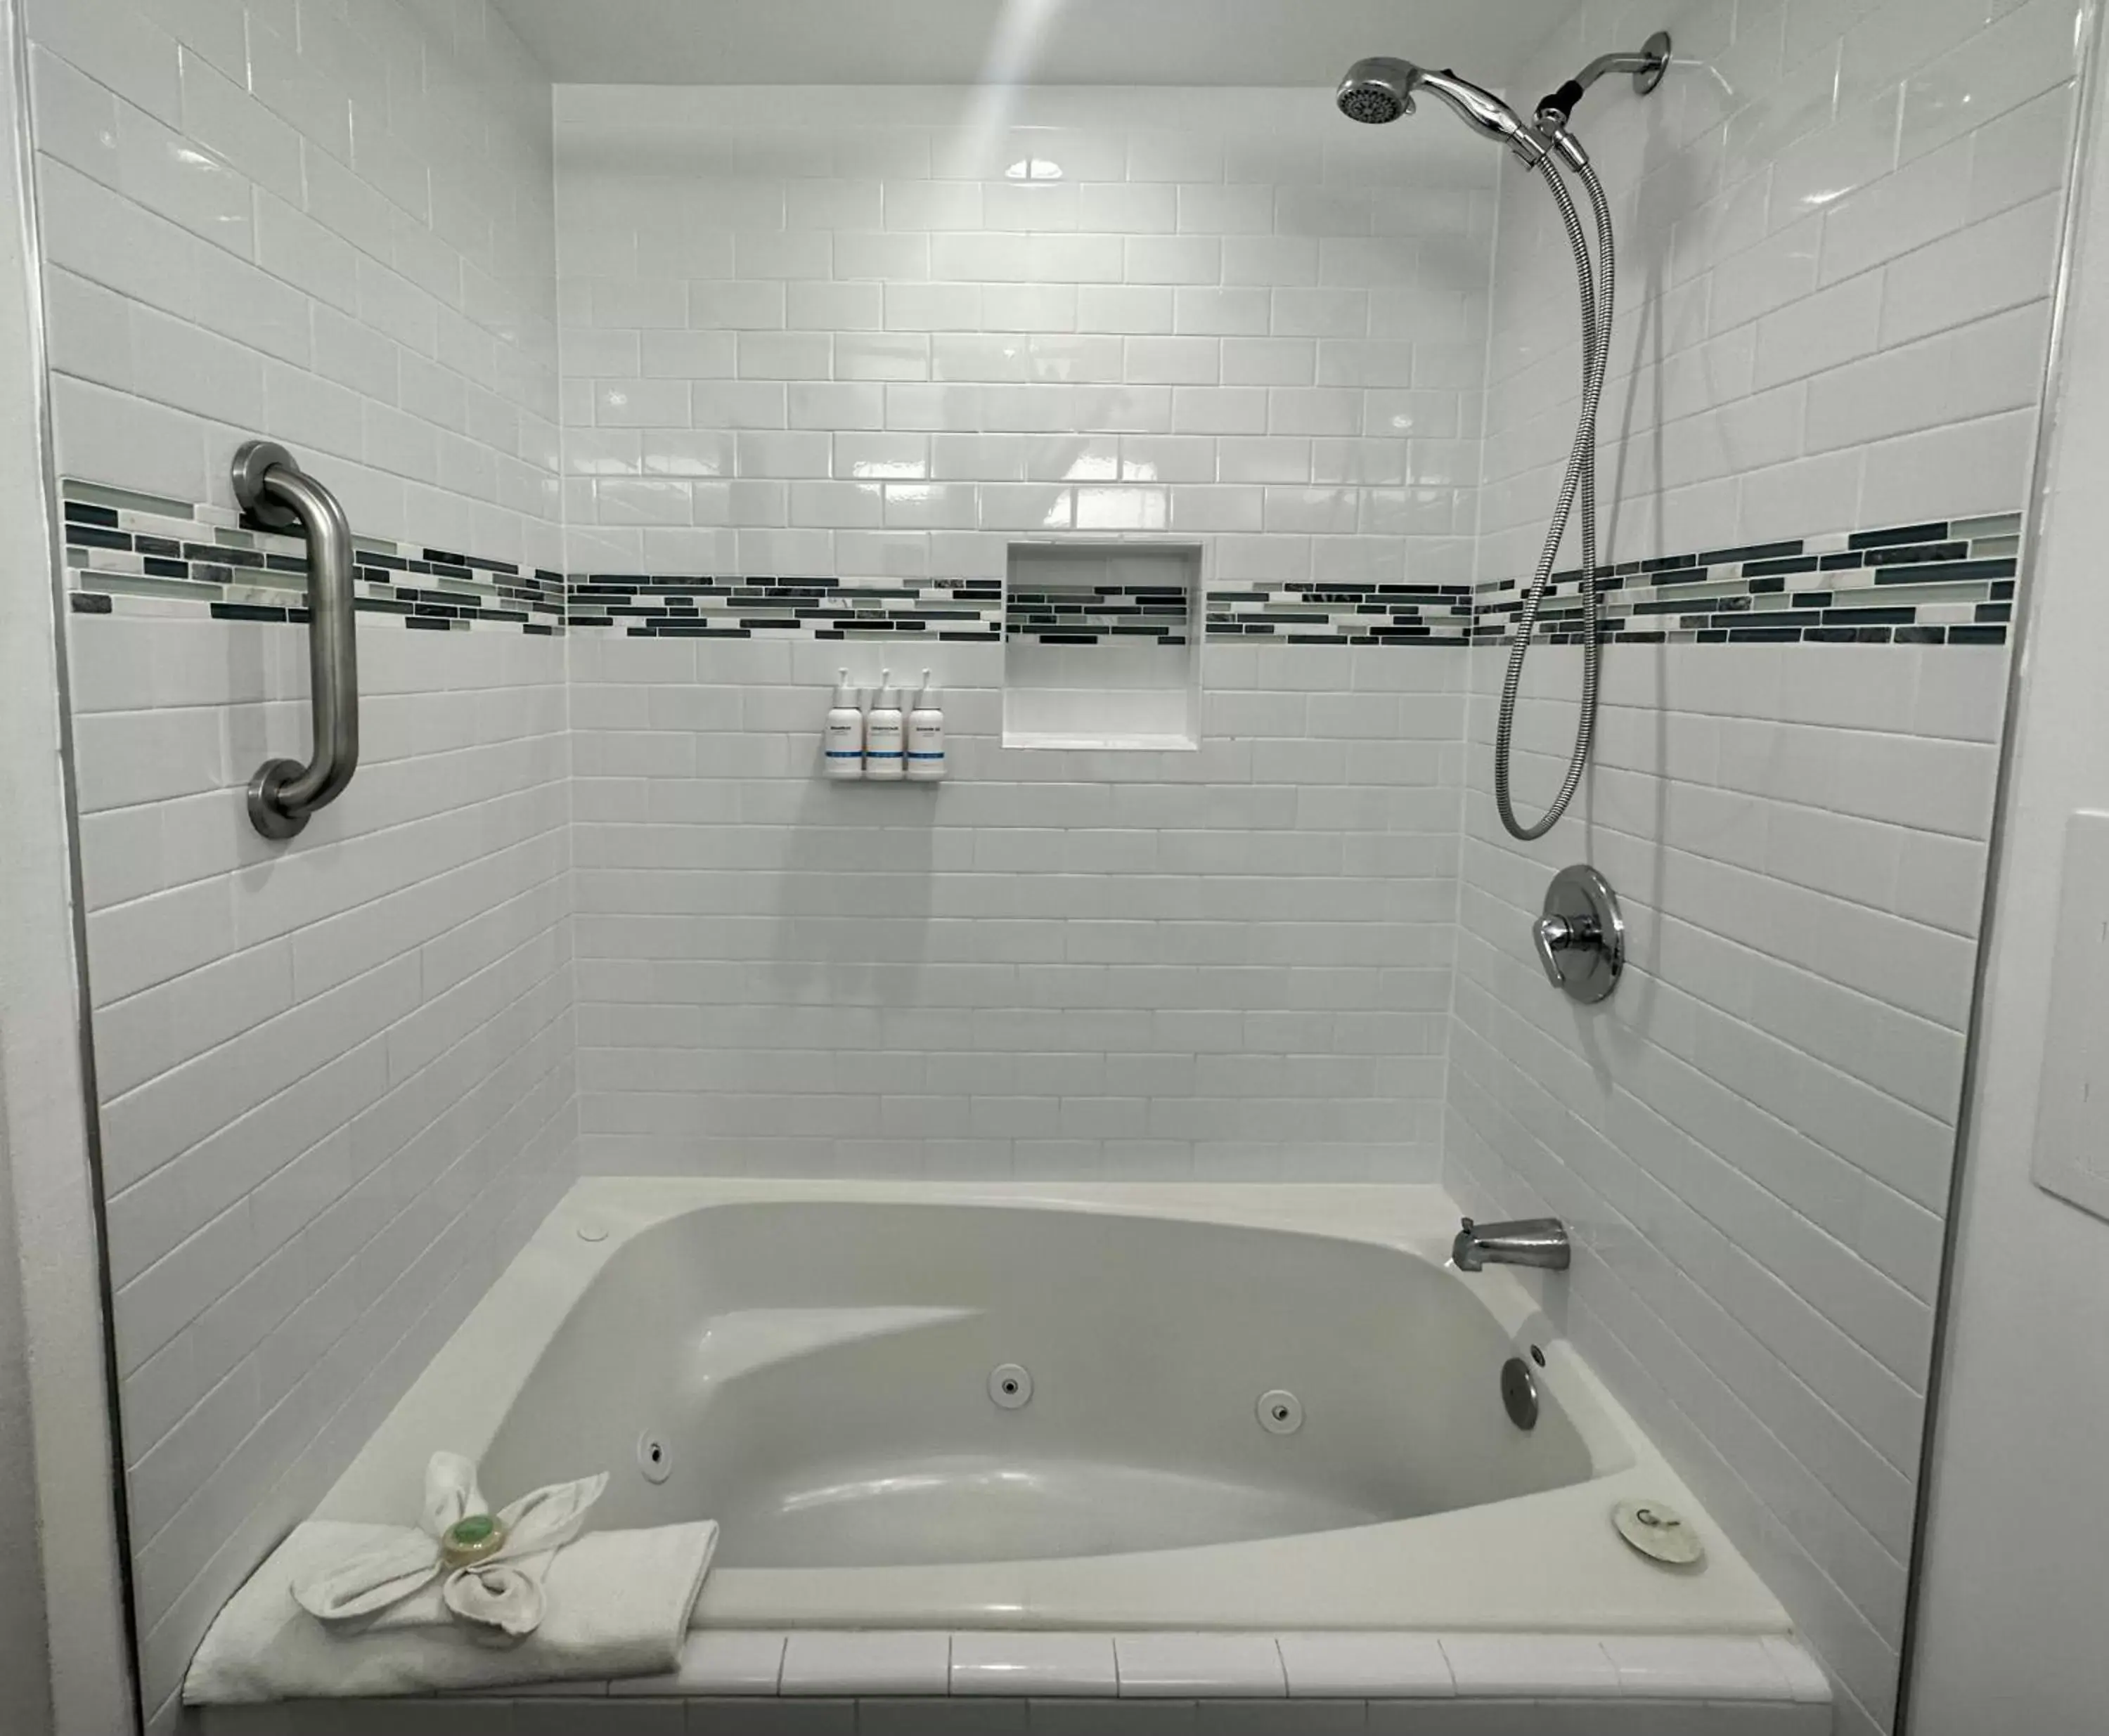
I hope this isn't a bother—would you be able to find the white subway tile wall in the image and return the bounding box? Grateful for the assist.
[27,3,573,1727]
[572,633,1462,1181]
[30,0,563,570]
[69,609,577,1727]
[1452,645,2002,1736]
[553,85,1497,585]
[1452,4,2082,1733]
[557,86,1494,1182]
[1480,0,2075,582]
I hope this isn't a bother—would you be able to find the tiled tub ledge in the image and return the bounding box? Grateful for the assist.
[195,1631,1831,1734]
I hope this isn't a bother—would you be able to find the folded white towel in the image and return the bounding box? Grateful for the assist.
[294,1451,610,1637]
[183,1453,717,1704]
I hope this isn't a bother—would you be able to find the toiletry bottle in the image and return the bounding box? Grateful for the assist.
[907,668,946,781]
[864,668,905,781]
[824,669,865,779]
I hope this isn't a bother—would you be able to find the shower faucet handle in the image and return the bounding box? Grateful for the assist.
[1533,912,1597,986]
[1533,865,1625,1004]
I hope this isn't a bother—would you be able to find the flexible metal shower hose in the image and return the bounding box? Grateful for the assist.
[1492,158,1615,841]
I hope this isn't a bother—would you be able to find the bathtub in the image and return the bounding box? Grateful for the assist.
[316,1179,1790,1640]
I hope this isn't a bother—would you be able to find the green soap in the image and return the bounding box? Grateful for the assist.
[448,1515,498,1548]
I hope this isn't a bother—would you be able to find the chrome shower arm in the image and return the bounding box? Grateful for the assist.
[232,441,360,841]
[1570,45,1666,91]
[1537,30,1671,129]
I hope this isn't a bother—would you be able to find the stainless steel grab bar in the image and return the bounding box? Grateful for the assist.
[232,441,359,840]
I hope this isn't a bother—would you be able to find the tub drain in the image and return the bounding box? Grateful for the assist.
[988,1363,1032,1408]
[636,1431,671,1484]
[1613,1498,1704,1565]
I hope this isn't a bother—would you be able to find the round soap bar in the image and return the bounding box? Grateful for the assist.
[440,1512,508,1567]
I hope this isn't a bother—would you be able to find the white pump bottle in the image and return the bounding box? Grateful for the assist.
[824,669,865,779]
[906,669,946,781]
[864,668,905,781]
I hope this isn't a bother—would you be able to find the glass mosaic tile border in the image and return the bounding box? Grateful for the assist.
[567,573,1474,645]
[1206,581,1473,644]
[1471,512,2023,648]
[59,484,564,634]
[1008,580,1192,646]
[567,575,1002,640]
[60,480,2022,651]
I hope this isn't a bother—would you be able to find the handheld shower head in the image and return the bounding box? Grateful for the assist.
[1336,57,1549,164]
[1334,34,1676,845]
[1336,57,1417,124]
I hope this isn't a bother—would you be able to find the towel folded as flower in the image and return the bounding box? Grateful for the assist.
[184,1452,717,1705]
[295,1450,607,1636]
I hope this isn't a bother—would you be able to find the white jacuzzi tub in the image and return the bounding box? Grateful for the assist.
[316,1179,1789,1639]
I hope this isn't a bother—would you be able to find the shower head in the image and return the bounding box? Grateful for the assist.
[1336,57,1549,164]
[1336,56,1417,124]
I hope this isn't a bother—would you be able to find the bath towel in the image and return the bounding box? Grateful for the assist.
[183,1454,717,1704]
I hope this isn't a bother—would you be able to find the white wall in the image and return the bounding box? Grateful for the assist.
[557,86,1492,1181]
[1448,4,2084,1734]
[1450,643,2004,1736]
[1909,22,2109,1732]
[572,634,1462,1180]
[22,1,576,1726]
[29,0,562,569]
[66,607,576,1725]
[555,85,1492,588]
[1483,0,2075,581]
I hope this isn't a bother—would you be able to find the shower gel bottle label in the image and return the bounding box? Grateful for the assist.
[824,713,865,777]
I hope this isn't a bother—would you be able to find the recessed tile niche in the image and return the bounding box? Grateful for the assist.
[1003,541,1201,750]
